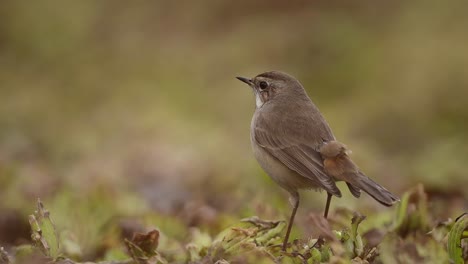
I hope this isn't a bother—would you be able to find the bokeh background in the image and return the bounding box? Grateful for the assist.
[1,0,467,261]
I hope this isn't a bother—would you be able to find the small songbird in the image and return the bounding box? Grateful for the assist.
[237,71,399,251]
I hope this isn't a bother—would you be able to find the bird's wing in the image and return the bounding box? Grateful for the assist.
[253,109,342,197]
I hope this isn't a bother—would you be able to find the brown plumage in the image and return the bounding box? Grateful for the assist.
[236,71,399,251]
[319,141,399,206]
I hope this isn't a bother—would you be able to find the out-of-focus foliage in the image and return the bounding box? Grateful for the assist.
[29,199,60,260]
[0,0,467,263]
[3,190,467,263]
[0,247,10,264]
[447,214,468,264]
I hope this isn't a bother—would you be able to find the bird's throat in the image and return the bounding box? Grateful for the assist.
[255,92,264,108]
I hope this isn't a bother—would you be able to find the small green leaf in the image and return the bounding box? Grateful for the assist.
[320,244,331,262]
[309,247,322,264]
[255,221,285,245]
[350,213,366,257]
[448,213,468,264]
[29,199,60,259]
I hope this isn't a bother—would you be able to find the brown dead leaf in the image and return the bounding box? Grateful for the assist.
[362,228,385,248]
[308,213,338,242]
[231,227,257,237]
[131,230,160,254]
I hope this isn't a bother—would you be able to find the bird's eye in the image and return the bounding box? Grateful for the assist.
[259,81,268,90]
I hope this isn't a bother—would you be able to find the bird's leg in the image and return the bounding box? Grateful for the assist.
[324,192,332,219]
[283,191,300,251]
[308,193,333,250]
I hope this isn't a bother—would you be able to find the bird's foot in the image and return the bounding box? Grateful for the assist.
[310,236,325,249]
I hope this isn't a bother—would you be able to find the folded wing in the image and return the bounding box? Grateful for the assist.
[253,110,342,197]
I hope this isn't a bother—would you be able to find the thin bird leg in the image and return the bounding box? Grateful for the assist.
[309,193,333,250]
[324,192,332,219]
[283,192,300,251]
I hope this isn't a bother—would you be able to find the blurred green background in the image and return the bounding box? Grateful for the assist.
[0,0,467,260]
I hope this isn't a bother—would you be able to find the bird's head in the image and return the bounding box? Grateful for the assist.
[236,71,307,108]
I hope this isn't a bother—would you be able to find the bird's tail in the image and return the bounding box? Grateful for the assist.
[352,172,399,206]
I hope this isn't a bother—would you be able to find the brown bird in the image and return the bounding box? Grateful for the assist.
[237,71,399,251]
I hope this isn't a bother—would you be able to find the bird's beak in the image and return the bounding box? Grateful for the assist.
[236,76,253,86]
